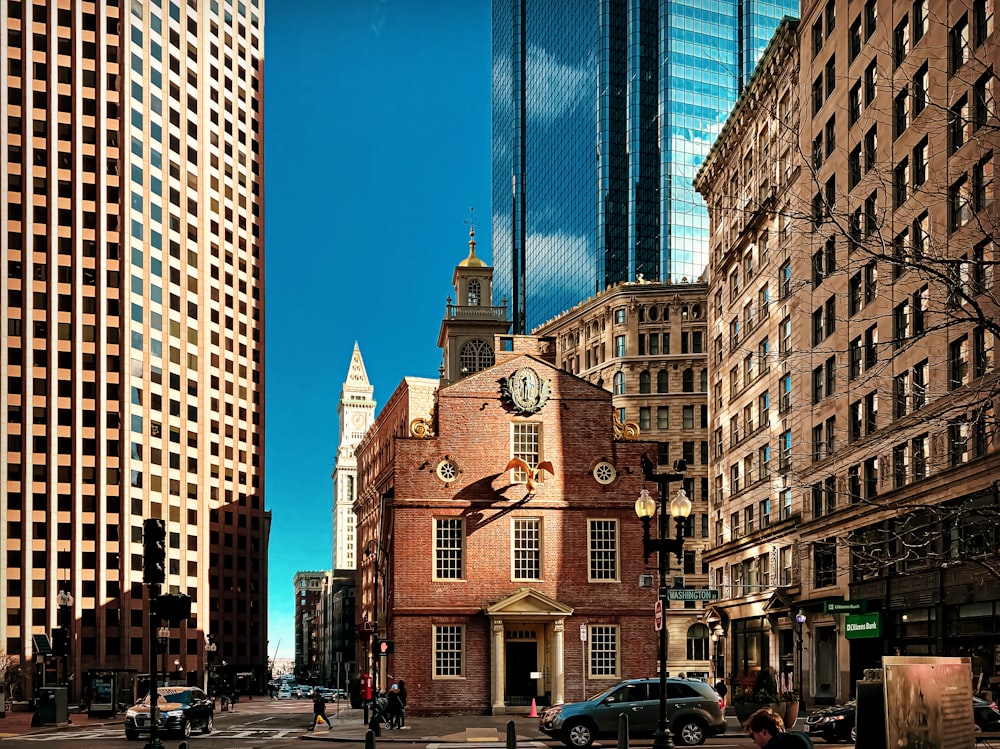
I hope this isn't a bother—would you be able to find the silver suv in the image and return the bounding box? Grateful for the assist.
[538,678,726,747]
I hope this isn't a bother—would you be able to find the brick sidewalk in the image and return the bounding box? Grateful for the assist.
[0,707,122,738]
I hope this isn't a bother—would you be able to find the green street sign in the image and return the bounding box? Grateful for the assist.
[824,600,867,614]
[667,588,720,601]
[845,612,881,639]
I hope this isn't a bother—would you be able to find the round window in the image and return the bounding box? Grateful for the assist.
[593,462,617,485]
[436,460,459,483]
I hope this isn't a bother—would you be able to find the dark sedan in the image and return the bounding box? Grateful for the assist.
[125,686,215,740]
[805,697,1000,742]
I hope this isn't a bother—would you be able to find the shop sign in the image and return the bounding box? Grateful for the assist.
[845,612,881,639]
[824,599,867,613]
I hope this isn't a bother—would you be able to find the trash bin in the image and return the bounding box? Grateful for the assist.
[38,687,68,725]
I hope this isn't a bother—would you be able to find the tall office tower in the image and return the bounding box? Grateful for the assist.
[492,0,798,333]
[332,344,375,572]
[0,1,268,698]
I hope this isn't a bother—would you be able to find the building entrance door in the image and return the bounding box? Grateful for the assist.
[505,641,537,706]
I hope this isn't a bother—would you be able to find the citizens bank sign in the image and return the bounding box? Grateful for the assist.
[844,612,882,639]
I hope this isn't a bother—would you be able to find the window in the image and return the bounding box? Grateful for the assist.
[657,370,669,393]
[893,16,910,66]
[613,371,625,395]
[779,429,792,470]
[813,74,824,115]
[657,407,670,429]
[512,518,541,580]
[950,96,970,153]
[687,623,710,660]
[779,374,792,412]
[779,545,794,585]
[974,71,993,130]
[814,540,837,588]
[973,0,992,45]
[951,14,970,74]
[894,87,910,138]
[812,18,824,57]
[434,518,464,579]
[826,56,837,97]
[434,625,463,677]
[849,18,862,60]
[758,444,771,480]
[589,625,619,678]
[950,335,969,389]
[589,520,618,581]
[512,423,540,481]
[912,138,927,188]
[950,176,971,231]
[849,82,862,127]
[639,370,651,394]
[614,335,626,357]
[778,261,791,299]
[913,359,928,408]
[913,0,928,42]
[864,61,877,106]
[779,316,791,356]
[894,157,909,208]
[913,64,928,116]
[467,278,481,306]
[864,0,877,38]
[973,153,993,212]
[460,339,494,375]
[848,144,862,190]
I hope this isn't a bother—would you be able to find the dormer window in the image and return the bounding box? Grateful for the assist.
[468,279,481,307]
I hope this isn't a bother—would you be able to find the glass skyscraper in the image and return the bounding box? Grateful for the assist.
[492,0,798,332]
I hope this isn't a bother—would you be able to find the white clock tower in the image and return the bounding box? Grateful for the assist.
[332,343,375,571]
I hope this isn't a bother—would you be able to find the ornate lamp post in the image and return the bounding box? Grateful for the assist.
[157,627,170,688]
[636,454,692,749]
[56,588,73,695]
[711,624,725,686]
[205,636,218,698]
[794,610,807,709]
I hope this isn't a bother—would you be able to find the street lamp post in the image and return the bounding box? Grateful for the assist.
[205,636,218,698]
[711,625,725,685]
[636,454,692,749]
[794,610,806,710]
[56,588,73,696]
[157,627,170,688]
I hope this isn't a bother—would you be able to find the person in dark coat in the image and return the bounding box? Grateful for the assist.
[386,683,404,729]
[744,708,810,749]
[308,692,330,732]
[396,680,407,728]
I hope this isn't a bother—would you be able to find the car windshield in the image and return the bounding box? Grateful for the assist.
[140,690,190,707]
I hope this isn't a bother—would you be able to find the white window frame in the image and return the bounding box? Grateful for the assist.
[433,517,465,581]
[510,422,541,483]
[588,625,620,679]
[588,519,619,582]
[433,625,465,678]
[511,516,542,581]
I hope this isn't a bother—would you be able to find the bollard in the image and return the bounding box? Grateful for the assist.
[365,727,376,749]
[506,719,517,749]
[178,742,188,749]
[617,712,629,749]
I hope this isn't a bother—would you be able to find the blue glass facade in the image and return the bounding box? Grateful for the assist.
[492,0,797,332]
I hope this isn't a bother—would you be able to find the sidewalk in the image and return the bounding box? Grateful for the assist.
[304,710,551,743]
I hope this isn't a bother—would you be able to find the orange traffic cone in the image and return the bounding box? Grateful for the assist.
[529,698,538,718]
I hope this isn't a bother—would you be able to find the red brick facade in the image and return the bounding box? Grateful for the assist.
[355,349,685,715]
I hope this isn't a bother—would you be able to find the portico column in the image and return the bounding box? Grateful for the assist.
[552,619,565,705]
[491,619,506,714]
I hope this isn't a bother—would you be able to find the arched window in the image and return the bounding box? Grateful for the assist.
[613,372,626,395]
[467,278,482,307]
[682,368,694,392]
[686,623,710,660]
[639,370,651,394]
[460,338,494,375]
[657,370,670,393]
[700,368,709,392]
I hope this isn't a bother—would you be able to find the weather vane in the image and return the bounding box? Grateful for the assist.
[465,206,479,234]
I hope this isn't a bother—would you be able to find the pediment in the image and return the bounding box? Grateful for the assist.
[484,587,574,618]
[762,590,794,612]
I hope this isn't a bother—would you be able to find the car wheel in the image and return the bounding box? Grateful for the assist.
[563,720,596,748]
[125,731,139,741]
[673,718,707,746]
[179,719,192,739]
[203,715,214,734]
[850,725,857,742]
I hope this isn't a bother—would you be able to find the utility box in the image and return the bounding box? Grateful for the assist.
[37,687,68,725]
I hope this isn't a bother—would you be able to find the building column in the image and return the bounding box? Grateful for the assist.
[491,619,506,714]
[552,619,566,705]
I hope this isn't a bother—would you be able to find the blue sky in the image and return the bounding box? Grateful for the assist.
[263,1,492,659]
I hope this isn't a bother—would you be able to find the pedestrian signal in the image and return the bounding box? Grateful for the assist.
[376,639,394,655]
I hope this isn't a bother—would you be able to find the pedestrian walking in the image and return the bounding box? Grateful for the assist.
[397,680,407,728]
[386,684,404,728]
[309,691,331,732]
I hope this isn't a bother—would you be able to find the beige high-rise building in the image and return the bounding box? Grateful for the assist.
[697,0,999,707]
[1,1,268,700]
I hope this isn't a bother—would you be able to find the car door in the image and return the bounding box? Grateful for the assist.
[592,684,646,736]
[626,682,660,735]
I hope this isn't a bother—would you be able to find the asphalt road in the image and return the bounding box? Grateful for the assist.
[0,700,784,749]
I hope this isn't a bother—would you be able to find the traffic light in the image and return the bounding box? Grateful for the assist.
[143,518,166,585]
[51,627,68,657]
[376,639,394,656]
[157,593,192,625]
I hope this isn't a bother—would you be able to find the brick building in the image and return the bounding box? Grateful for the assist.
[353,237,705,715]
[696,0,1000,706]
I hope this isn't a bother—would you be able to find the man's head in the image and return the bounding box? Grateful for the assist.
[743,707,785,747]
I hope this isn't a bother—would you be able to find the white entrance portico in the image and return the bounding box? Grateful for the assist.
[484,588,575,714]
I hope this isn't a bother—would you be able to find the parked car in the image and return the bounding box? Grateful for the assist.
[804,700,856,743]
[125,686,215,740]
[277,687,292,700]
[538,677,726,747]
[805,697,1000,742]
[974,698,1000,732]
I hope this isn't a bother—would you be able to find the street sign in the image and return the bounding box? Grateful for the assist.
[823,599,867,613]
[580,624,587,641]
[667,588,719,601]
[654,600,663,631]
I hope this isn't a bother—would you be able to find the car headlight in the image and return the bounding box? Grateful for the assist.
[126,710,140,719]
[165,709,184,718]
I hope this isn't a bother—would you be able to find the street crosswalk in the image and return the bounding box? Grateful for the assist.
[20,727,305,741]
